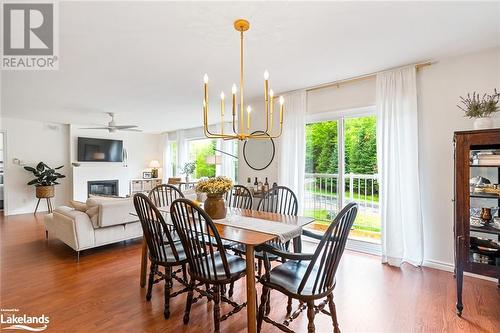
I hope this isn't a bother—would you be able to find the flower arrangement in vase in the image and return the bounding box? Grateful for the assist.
[458,89,499,130]
[196,176,233,219]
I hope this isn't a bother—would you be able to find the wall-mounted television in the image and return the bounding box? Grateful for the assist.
[77,137,123,162]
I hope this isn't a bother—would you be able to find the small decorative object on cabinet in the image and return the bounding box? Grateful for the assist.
[454,128,500,317]
[458,89,499,130]
[130,178,162,195]
[142,171,152,179]
[148,160,160,178]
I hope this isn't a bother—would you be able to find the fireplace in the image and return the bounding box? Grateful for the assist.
[87,180,119,197]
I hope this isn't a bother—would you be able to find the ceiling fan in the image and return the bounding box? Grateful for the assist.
[80,113,142,133]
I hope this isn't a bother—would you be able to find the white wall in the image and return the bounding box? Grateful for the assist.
[237,97,281,186]
[0,118,71,215]
[69,126,163,201]
[418,47,500,267]
[0,118,163,215]
[237,47,500,269]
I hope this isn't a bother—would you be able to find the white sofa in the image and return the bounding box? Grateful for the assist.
[44,196,142,260]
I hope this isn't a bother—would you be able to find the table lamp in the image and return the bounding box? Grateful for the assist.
[149,160,160,178]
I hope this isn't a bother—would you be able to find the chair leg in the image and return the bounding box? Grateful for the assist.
[265,292,271,316]
[181,264,187,283]
[307,301,316,333]
[257,285,269,333]
[213,285,221,333]
[286,297,293,316]
[257,259,262,277]
[327,294,340,333]
[45,230,48,240]
[146,263,156,301]
[205,283,211,301]
[228,282,234,297]
[183,278,195,324]
[164,266,172,319]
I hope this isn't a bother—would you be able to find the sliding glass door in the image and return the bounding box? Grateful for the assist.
[304,112,380,243]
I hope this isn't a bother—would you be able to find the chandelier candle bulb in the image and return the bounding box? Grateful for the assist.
[270,89,274,130]
[220,91,225,134]
[279,96,284,123]
[264,70,269,101]
[247,105,252,130]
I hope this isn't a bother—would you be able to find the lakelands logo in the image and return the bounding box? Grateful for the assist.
[1,1,59,70]
[0,309,49,331]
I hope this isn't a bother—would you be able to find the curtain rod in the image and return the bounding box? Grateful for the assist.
[304,61,434,93]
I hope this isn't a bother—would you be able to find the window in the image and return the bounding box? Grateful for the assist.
[304,110,380,244]
[187,138,217,178]
[168,141,177,177]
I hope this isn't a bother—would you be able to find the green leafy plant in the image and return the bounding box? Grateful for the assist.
[179,162,196,176]
[24,162,65,186]
[458,89,500,118]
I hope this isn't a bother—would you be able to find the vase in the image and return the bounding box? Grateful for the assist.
[204,193,226,219]
[36,185,54,198]
[473,117,493,130]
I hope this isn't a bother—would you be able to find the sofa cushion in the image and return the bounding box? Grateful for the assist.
[124,221,143,239]
[86,196,137,228]
[94,225,125,245]
[69,200,87,212]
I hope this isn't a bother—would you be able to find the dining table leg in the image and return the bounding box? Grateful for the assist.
[245,245,257,333]
[140,238,147,288]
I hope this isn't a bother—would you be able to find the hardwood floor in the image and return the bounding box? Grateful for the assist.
[1,213,498,332]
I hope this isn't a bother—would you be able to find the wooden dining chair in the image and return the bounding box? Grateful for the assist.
[225,184,253,209]
[133,193,190,319]
[167,177,182,185]
[170,198,247,333]
[230,186,298,299]
[257,185,298,216]
[149,184,184,207]
[257,202,358,333]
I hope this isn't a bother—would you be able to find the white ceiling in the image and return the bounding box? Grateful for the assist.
[2,1,499,133]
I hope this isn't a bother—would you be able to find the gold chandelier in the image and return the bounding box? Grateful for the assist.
[203,19,284,140]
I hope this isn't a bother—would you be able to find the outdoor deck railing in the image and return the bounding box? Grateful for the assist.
[304,172,380,236]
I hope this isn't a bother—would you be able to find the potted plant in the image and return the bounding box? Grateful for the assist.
[196,176,233,219]
[179,162,196,182]
[24,162,65,199]
[458,89,500,129]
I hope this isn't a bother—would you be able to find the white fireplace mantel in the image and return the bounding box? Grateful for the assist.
[72,165,130,201]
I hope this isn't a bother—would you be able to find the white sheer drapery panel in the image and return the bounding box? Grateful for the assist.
[278,90,307,214]
[376,66,423,267]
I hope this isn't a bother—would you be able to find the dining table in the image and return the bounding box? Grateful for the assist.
[134,206,315,333]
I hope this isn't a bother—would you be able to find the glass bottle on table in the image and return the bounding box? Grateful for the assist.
[254,177,259,193]
[264,177,269,192]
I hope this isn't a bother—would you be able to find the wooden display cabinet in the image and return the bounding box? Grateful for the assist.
[454,129,500,316]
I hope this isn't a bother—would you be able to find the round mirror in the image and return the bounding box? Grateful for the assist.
[243,131,275,171]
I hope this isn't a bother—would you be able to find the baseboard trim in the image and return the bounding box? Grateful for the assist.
[304,240,497,283]
[422,259,454,272]
[422,259,497,282]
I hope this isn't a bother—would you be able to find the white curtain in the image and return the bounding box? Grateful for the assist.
[219,139,236,181]
[278,90,307,214]
[176,129,188,179]
[376,66,423,267]
[162,133,173,183]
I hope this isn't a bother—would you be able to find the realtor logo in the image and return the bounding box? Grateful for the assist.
[1,1,59,70]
